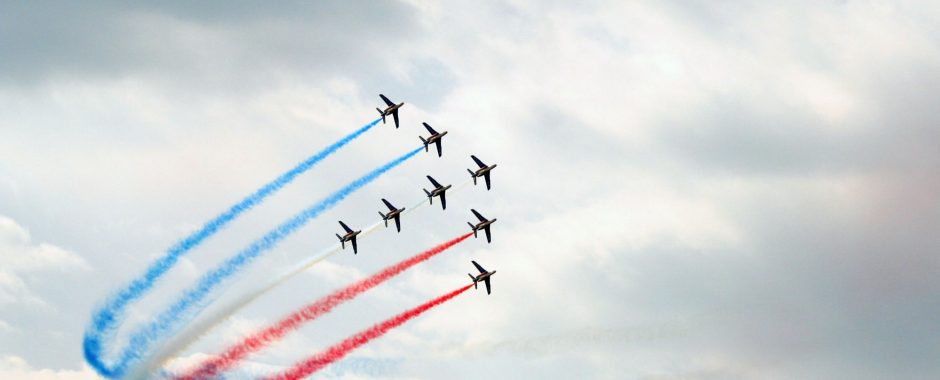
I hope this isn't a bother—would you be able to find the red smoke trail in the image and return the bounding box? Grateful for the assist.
[266,284,473,380]
[178,233,473,380]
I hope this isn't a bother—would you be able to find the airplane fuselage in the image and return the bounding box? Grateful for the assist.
[340,230,360,242]
[381,103,403,116]
[431,185,451,198]
[472,271,496,283]
[472,218,497,231]
[425,131,447,144]
[383,208,404,221]
[473,164,497,178]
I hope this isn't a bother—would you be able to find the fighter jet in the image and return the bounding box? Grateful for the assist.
[376,94,404,128]
[467,155,497,190]
[335,221,361,254]
[468,260,496,295]
[418,122,448,157]
[378,198,405,232]
[423,175,452,210]
[467,209,497,243]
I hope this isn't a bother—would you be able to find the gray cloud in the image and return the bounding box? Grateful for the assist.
[0,1,426,94]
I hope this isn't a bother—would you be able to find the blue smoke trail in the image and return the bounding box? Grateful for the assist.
[99,146,423,378]
[83,118,380,378]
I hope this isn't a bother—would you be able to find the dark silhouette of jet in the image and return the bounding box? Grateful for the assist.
[376,94,404,128]
[378,198,405,232]
[468,260,496,295]
[467,209,497,243]
[423,175,452,210]
[467,155,497,190]
[419,122,448,157]
[335,221,361,254]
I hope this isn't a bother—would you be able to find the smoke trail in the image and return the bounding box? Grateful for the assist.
[83,119,379,377]
[267,284,473,380]
[139,179,475,378]
[177,233,473,380]
[102,146,423,378]
[131,243,345,380]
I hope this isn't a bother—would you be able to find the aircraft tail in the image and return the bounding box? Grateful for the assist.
[377,108,385,124]
[336,234,344,249]
[379,212,387,227]
[467,169,477,184]
[423,188,432,200]
[419,136,428,151]
[468,222,477,237]
[469,274,477,287]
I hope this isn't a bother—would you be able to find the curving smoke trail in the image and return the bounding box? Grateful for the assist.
[266,284,474,380]
[139,179,476,379]
[98,145,422,378]
[177,233,473,380]
[83,119,379,378]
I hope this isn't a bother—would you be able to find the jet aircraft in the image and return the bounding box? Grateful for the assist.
[467,155,497,190]
[419,122,448,157]
[376,94,404,128]
[468,260,496,295]
[378,198,405,232]
[335,221,361,254]
[467,209,497,243]
[423,175,452,210]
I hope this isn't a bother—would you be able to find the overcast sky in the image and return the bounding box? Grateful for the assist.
[1,1,939,379]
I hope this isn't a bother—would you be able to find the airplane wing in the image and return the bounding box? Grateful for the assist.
[393,215,401,232]
[484,225,492,243]
[435,140,442,157]
[483,171,491,190]
[472,260,487,274]
[471,209,486,222]
[339,221,353,233]
[423,122,438,135]
[382,198,396,210]
[427,175,442,188]
[484,277,492,295]
[391,110,400,129]
[471,155,486,168]
[380,94,394,107]
[440,191,447,210]
[351,236,358,254]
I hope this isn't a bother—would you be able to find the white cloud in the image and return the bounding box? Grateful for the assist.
[0,215,90,308]
[0,356,98,380]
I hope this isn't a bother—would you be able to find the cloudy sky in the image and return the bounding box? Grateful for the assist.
[1,1,939,379]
